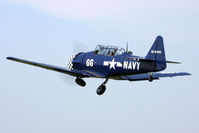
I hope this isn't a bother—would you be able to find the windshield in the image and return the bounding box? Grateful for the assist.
[94,45,125,56]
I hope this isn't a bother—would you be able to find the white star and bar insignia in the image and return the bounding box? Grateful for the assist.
[103,58,122,69]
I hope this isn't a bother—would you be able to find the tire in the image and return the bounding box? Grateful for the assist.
[96,85,106,95]
[75,78,86,87]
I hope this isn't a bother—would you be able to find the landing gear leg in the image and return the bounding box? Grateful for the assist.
[96,79,109,95]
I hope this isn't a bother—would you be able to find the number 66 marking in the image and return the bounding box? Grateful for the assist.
[86,59,94,67]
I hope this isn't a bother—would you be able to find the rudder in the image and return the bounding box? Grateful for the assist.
[145,36,166,71]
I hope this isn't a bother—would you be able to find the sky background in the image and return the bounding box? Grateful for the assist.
[0,0,198,133]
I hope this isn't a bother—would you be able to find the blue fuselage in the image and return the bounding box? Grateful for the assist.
[71,51,155,78]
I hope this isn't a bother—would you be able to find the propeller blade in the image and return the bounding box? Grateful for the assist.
[59,73,76,86]
[73,42,88,53]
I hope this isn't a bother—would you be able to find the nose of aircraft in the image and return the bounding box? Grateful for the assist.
[68,53,79,70]
[68,52,84,70]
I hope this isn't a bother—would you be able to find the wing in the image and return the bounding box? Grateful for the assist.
[7,57,88,77]
[119,72,191,81]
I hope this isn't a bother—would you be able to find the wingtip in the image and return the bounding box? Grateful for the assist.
[6,57,11,60]
[7,57,17,61]
[187,73,192,76]
[182,72,192,76]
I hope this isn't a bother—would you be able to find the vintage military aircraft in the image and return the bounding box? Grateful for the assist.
[7,36,191,95]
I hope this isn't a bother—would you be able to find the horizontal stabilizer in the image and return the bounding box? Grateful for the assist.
[119,72,191,81]
[166,61,181,64]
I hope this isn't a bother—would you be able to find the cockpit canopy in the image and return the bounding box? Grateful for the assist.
[94,45,125,56]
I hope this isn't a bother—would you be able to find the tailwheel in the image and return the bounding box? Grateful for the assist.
[148,72,153,82]
[97,85,106,95]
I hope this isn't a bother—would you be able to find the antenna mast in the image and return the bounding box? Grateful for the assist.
[126,42,128,52]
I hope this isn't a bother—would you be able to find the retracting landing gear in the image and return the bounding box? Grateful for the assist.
[97,79,109,95]
[75,77,86,87]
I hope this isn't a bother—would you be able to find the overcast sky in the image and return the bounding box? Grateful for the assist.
[0,0,198,133]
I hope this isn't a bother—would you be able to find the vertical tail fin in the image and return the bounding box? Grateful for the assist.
[145,36,166,71]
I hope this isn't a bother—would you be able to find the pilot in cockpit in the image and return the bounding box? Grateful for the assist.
[94,45,125,56]
[109,48,117,56]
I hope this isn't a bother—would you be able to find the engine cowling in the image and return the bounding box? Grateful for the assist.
[68,53,81,70]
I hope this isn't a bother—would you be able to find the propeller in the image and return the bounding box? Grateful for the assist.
[59,42,89,86]
[73,41,89,53]
[59,73,77,86]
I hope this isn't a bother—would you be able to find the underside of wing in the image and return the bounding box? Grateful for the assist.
[82,70,106,78]
[7,57,88,78]
[119,72,191,81]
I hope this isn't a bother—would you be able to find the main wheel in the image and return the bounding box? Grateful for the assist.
[75,78,86,87]
[96,85,106,95]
